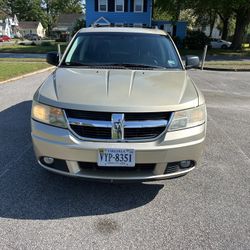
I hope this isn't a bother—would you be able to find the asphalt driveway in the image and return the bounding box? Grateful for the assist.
[0,70,249,249]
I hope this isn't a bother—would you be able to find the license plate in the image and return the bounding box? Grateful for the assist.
[98,149,135,167]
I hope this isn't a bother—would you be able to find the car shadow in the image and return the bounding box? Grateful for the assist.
[0,101,163,220]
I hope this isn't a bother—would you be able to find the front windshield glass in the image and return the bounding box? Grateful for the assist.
[63,32,182,69]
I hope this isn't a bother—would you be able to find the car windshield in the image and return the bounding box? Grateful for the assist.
[63,32,182,69]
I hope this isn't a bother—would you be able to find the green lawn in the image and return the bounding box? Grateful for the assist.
[0,43,67,54]
[204,60,250,70]
[0,61,51,82]
[180,48,250,58]
[0,58,46,62]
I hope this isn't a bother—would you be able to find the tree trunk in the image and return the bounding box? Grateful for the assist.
[231,8,250,49]
[174,7,181,21]
[221,18,229,40]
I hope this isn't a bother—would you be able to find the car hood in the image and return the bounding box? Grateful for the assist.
[38,68,199,112]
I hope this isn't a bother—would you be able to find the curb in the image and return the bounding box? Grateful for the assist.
[202,67,250,72]
[0,66,55,84]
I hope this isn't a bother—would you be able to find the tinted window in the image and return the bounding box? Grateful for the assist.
[63,32,182,69]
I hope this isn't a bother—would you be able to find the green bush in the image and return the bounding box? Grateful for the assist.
[172,36,183,49]
[184,30,210,50]
[41,41,52,46]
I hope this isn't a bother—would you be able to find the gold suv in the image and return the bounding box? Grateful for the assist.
[31,27,206,182]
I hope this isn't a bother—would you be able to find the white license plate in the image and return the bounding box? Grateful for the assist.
[98,149,135,167]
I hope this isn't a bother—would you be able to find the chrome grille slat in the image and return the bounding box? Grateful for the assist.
[65,109,172,142]
[68,118,112,128]
[67,118,168,128]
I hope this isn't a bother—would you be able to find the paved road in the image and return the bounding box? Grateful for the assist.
[0,53,46,59]
[0,70,249,249]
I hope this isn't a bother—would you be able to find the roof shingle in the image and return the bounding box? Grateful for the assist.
[18,21,40,29]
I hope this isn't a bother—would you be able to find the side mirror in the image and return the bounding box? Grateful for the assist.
[46,52,59,66]
[185,55,200,69]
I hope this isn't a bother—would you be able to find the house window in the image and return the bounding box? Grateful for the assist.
[115,0,124,12]
[99,0,108,12]
[134,0,143,12]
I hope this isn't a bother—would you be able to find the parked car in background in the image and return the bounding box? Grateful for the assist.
[0,35,11,42]
[24,33,41,41]
[210,38,231,49]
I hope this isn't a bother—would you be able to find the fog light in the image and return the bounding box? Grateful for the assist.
[43,157,54,165]
[180,160,191,169]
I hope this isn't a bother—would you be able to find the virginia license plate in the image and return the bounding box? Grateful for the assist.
[98,149,135,167]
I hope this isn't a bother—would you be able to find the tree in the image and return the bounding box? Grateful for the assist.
[215,1,233,40]
[155,0,190,21]
[41,0,83,35]
[156,0,250,49]
[0,0,44,21]
[153,7,172,20]
[71,18,86,36]
[1,0,83,36]
[231,0,250,49]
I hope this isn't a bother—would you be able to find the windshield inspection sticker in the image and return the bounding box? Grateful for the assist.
[168,60,176,66]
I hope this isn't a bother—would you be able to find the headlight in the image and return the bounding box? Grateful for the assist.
[31,101,67,128]
[168,105,206,131]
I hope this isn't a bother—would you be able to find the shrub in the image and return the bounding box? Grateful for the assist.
[41,41,52,46]
[172,36,184,49]
[184,30,210,50]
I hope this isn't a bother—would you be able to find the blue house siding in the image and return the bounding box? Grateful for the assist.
[85,0,187,40]
[86,0,152,27]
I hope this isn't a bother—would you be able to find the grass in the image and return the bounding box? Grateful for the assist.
[0,58,46,62]
[180,48,250,58]
[204,60,250,70]
[0,43,67,54]
[0,59,51,82]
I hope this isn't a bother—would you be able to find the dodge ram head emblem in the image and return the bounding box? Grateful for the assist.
[111,114,125,140]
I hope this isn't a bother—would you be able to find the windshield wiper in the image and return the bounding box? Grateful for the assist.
[62,62,167,69]
[62,62,91,67]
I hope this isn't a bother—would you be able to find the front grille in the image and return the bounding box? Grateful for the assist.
[65,110,170,121]
[124,127,166,139]
[79,162,155,172]
[71,125,111,139]
[65,109,172,141]
[65,110,111,121]
[125,112,169,121]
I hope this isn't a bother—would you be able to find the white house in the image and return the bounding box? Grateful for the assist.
[202,25,222,39]
[18,21,46,38]
[0,20,9,36]
[0,15,18,37]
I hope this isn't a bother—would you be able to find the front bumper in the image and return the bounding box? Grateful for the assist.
[31,120,206,182]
